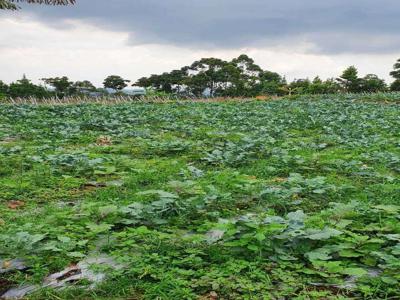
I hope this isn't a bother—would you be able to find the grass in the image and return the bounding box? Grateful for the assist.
[0,94,399,299]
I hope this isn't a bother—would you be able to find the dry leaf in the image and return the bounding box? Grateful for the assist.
[96,136,112,146]
[209,291,218,300]
[2,260,11,269]
[272,177,288,183]
[7,200,25,210]
[198,292,218,300]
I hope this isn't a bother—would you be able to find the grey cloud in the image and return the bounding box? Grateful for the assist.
[19,0,400,54]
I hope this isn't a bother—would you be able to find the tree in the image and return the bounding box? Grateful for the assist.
[390,80,400,92]
[389,59,400,80]
[0,80,9,100]
[135,55,282,98]
[137,73,173,94]
[103,75,130,91]
[289,79,311,95]
[167,69,187,94]
[390,58,400,91]
[260,71,286,96]
[42,76,74,97]
[231,54,263,96]
[337,66,362,93]
[73,80,96,93]
[0,80,8,95]
[185,58,232,97]
[360,74,387,93]
[320,78,341,94]
[8,75,51,98]
[0,0,75,10]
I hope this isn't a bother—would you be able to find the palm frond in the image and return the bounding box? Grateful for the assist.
[10,0,75,4]
[0,0,75,10]
[0,0,17,9]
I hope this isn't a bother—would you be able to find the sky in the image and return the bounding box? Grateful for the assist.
[0,0,399,86]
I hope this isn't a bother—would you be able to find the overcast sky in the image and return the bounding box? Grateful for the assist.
[1,0,399,86]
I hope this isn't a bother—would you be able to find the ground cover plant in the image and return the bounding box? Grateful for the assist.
[0,94,399,299]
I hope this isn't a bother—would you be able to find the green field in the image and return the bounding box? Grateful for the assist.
[0,96,399,299]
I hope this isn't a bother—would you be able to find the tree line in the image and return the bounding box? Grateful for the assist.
[136,55,400,97]
[0,75,131,99]
[1,55,400,99]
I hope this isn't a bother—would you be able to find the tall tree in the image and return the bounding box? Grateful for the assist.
[289,79,311,95]
[391,80,400,92]
[186,58,228,97]
[337,66,362,93]
[73,80,96,92]
[8,75,51,98]
[390,58,400,91]
[0,80,8,96]
[260,71,286,96]
[42,76,74,97]
[103,75,130,91]
[360,74,387,93]
[231,54,263,96]
[389,59,400,80]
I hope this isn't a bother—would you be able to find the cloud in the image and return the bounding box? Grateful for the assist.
[0,1,398,85]
[13,0,400,54]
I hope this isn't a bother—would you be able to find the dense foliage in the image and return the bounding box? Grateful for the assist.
[0,94,399,299]
[136,57,396,97]
[1,57,399,100]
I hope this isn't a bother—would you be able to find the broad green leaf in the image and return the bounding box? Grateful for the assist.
[255,232,266,242]
[137,190,179,199]
[67,252,86,258]
[341,268,368,277]
[99,205,118,217]
[306,249,332,261]
[339,249,363,258]
[86,223,113,233]
[373,205,400,214]
[305,228,342,240]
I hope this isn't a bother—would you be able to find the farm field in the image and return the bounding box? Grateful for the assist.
[0,96,399,299]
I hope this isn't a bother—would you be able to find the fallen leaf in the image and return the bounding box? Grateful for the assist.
[209,291,218,300]
[96,136,112,146]
[7,200,25,210]
[272,177,288,183]
[81,182,107,191]
[198,291,218,300]
[2,261,11,269]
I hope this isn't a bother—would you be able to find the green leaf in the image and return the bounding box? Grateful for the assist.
[287,210,306,222]
[94,166,117,175]
[373,205,400,214]
[306,249,332,261]
[305,228,342,240]
[381,277,398,285]
[99,205,118,217]
[137,190,179,199]
[335,219,353,229]
[247,244,259,251]
[67,252,86,258]
[255,232,266,242]
[392,244,400,255]
[312,189,326,194]
[314,261,343,273]
[86,223,113,233]
[287,210,306,229]
[341,268,368,276]
[339,249,363,258]
[57,236,71,243]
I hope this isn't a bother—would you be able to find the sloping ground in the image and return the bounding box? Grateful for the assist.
[0,96,399,299]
